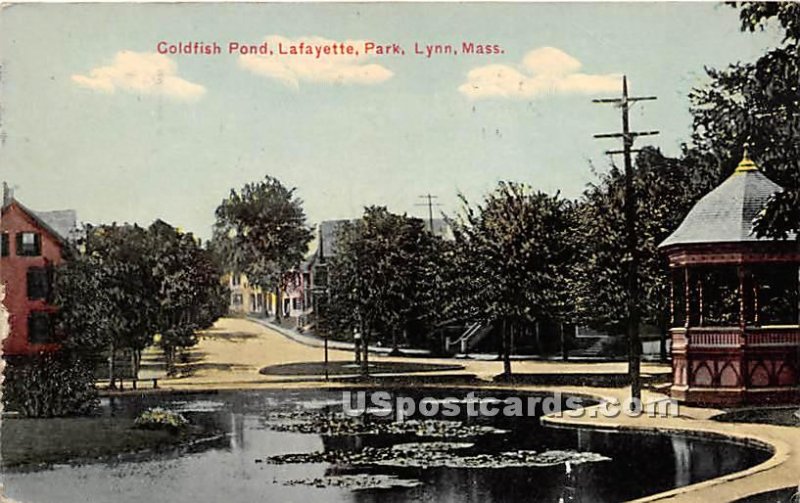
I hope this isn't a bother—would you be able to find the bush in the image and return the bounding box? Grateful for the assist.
[134,408,188,433]
[2,351,98,417]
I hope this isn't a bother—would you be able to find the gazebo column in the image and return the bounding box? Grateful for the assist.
[752,282,760,327]
[797,260,800,326]
[669,270,676,327]
[737,265,751,330]
[684,267,693,328]
[697,275,705,327]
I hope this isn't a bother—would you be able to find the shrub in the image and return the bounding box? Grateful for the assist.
[2,351,98,417]
[134,408,189,433]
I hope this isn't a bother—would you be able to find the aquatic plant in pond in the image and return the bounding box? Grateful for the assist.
[262,443,611,469]
[134,408,189,433]
[284,474,423,491]
[263,410,506,437]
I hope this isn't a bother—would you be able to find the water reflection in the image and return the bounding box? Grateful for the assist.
[2,389,771,503]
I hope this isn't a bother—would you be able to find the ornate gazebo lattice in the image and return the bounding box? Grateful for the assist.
[659,149,800,405]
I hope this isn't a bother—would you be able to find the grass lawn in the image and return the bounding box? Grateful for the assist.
[714,407,800,428]
[1,415,218,469]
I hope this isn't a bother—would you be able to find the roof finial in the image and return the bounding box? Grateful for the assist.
[735,142,758,173]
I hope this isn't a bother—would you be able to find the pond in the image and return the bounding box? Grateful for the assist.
[2,388,771,502]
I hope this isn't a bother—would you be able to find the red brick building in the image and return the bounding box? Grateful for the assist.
[1,186,77,356]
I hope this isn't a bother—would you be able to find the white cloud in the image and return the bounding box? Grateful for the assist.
[459,46,621,100]
[238,35,393,88]
[72,51,206,101]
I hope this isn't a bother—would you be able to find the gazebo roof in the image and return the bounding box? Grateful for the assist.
[659,151,790,249]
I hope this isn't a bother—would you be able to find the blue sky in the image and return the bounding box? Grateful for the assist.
[0,2,783,241]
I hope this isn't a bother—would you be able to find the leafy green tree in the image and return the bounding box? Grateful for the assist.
[212,176,313,320]
[56,223,159,388]
[326,207,442,372]
[572,148,716,359]
[447,182,574,376]
[148,220,227,374]
[690,2,800,238]
[55,221,227,383]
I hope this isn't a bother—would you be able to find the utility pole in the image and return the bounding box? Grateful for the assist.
[593,75,659,406]
[416,194,441,233]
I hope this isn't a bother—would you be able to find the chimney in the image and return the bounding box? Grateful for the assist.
[2,182,12,206]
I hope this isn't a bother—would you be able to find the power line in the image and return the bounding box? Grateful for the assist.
[593,75,659,405]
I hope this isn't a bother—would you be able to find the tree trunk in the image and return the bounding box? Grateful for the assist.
[361,330,370,377]
[534,320,542,356]
[274,286,282,321]
[502,318,512,377]
[165,345,177,377]
[131,350,139,381]
[108,341,116,390]
[560,322,569,361]
[497,321,503,360]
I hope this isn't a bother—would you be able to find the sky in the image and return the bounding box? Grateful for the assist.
[0,2,784,241]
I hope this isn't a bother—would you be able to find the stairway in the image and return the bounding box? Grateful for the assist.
[446,321,493,356]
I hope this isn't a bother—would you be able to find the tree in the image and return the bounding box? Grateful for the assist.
[57,223,159,388]
[326,207,442,373]
[55,221,227,383]
[212,176,313,320]
[690,2,800,237]
[572,148,716,361]
[447,182,574,377]
[148,220,228,374]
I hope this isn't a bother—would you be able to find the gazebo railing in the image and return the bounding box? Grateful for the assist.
[670,325,800,349]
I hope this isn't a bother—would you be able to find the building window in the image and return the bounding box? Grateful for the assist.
[1,233,8,257]
[28,312,55,344]
[17,232,41,256]
[27,267,50,300]
[231,274,241,286]
[232,293,243,306]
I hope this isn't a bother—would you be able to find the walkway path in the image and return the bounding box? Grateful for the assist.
[154,317,798,502]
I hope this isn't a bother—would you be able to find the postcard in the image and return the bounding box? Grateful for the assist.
[1,2,799,502]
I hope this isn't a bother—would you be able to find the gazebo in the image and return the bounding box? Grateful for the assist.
[659,149,800,405]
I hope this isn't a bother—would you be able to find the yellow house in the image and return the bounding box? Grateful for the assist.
[224,272,274,316]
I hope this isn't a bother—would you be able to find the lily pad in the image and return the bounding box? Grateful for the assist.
[263,411,507,438]
[284,474,422,491]
[262,445,610,469]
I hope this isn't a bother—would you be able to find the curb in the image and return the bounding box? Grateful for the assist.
[245,316,431,356]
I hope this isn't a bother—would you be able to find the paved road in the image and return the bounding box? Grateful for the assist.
[161,317,669,388]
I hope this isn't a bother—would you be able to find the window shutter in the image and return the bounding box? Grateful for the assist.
[28,312,54,344]
[34,233,42,255]
[27,268,50,300]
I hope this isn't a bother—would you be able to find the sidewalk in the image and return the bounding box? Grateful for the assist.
[246,316,433,356]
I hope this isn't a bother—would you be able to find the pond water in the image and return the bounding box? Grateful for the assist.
[2,389,771,503]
